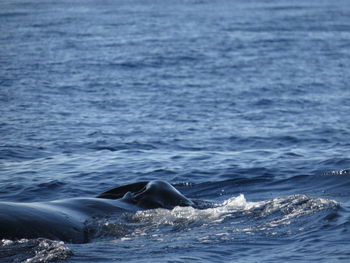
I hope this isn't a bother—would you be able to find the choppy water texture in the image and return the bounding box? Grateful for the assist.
[1,0,350,262]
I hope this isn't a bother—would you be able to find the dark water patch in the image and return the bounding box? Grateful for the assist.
[0,145,49,162]
[137,168,177,178]
[89,142,157,152]
[182,174,273,200]
[0,11,29,18]
[7,180,67,202]
[226,135,302,150]
[0,184,25,201]
[319,158,350,167]
[267,171,350,202]
[180,169,350,203]
[52,140,158,155]
[36,180,66,190]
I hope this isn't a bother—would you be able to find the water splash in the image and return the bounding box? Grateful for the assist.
[123,194,339,241]
[0,238,72,263]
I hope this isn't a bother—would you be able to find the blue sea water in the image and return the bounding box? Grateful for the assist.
[1,0,350,262]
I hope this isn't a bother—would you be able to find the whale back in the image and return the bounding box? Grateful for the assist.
[97,181,193,209]
[0,181,193,243]
[96,181,148,199]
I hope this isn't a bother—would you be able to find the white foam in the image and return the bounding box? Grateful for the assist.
[28,239,71,263]
[1,239,14,246]
[0,238,72,263]
[130,193,338,237]
[132,194,260,226]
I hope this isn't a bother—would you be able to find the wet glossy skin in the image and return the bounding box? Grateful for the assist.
[0,181,192,243]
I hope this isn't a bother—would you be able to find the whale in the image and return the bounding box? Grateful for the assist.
[0,180,194,243]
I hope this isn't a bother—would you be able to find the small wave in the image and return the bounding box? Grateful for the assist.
[0,238,72,263]
[0,145,48,162]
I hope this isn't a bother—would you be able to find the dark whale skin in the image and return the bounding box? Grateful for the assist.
[0,181,193,243]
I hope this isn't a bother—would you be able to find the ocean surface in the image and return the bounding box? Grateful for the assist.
[1,0,350,262]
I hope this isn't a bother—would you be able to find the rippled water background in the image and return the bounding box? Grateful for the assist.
[1,0,350,262]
